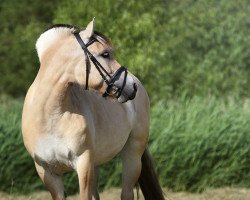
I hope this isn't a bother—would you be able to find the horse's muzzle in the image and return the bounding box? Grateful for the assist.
[118,82,137,103]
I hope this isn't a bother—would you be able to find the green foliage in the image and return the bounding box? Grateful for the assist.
[0,0,249,195]
[0,96,40,193]
[150,97,250,191]
[0,0,249,101]
[0,0,60,96]
[0,96,249,193]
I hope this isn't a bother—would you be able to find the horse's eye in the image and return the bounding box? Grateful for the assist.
[101,52,110,59]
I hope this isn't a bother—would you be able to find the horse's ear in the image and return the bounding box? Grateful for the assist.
[85,18,95,38]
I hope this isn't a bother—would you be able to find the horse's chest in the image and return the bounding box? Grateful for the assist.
[35,135,76,170]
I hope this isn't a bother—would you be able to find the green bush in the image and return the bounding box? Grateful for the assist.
[0,96,40,193]
[0,0,249,102]
[0,96,249,193]
[150,96,250,191]
[0,0,249,195]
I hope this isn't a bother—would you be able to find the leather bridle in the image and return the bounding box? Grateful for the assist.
[73,31,128,98]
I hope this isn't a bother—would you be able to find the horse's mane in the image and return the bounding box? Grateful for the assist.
[44,24,79,33]
[36,23,111,61]
[44,24,111,44]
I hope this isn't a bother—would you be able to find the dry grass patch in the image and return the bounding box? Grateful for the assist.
[0,188,249,200]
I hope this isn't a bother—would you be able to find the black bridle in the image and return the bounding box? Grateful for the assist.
[73,31,128,98]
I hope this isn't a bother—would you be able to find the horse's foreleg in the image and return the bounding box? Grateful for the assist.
[120,133,147,200]
[34,162,66,200]
[92,167,100,200]
[76,150,94,200]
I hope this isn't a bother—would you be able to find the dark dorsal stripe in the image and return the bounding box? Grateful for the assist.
[43,24,80,33]
[43,23,111,46]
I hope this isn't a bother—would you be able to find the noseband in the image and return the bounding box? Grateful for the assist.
[73,31,128,98]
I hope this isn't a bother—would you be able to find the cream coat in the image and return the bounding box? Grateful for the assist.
[22,20,150,200]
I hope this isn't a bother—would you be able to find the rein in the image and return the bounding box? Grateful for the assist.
[73,31,128,98]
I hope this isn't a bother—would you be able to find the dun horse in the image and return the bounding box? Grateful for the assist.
[22,19,164,200]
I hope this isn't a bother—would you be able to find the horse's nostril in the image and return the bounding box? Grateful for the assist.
[133,83,137,92]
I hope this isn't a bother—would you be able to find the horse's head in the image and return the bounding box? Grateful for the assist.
[36,19,137,103]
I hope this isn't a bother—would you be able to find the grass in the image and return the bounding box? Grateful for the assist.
[150,96,250,191]
[0,95,249,194]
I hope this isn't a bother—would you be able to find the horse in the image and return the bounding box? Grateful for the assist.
[22,19,164,200]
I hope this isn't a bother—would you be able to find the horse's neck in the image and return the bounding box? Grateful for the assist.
[34,66,72,117]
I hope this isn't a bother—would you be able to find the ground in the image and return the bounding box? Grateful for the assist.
[0,188,249,200]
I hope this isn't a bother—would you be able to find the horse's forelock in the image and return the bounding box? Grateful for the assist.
[93,31,112,47]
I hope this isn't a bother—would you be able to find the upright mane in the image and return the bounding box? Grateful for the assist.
[36,24,111,62]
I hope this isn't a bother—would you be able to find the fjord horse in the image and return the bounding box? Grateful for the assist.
[22,19,164,200]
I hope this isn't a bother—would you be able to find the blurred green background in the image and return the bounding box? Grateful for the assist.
[0,0,249,195]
